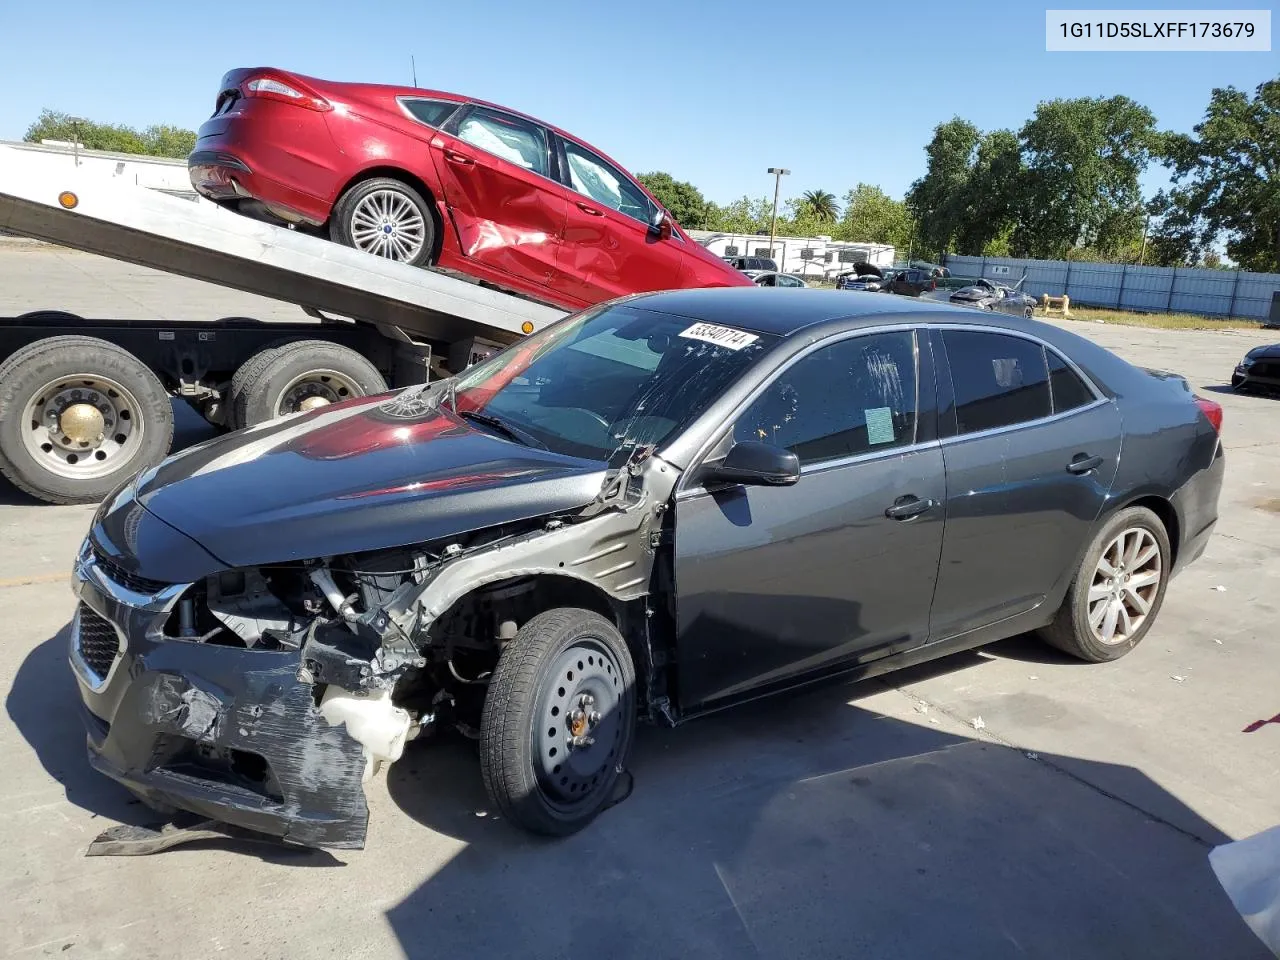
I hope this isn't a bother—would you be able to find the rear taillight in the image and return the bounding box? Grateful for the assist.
[242,75,332,112]
[1195,396,1223,432]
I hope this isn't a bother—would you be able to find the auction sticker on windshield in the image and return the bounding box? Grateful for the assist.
[679,322,759,350]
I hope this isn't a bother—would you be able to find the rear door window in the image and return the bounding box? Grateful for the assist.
[454,107,550,177]
[943,330,1051,434]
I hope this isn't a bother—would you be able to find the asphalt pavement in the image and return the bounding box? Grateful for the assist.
[1,247,1277,959]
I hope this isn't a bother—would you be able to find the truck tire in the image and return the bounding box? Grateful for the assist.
[230,339,387,428]
[480,608,637,836]
[0,336,173,505]
[225,336,302,430]
[329,177,436,267]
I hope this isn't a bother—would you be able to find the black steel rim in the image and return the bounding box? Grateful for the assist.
[532,637,626,810]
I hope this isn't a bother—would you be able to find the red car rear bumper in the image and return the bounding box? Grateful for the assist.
[189,102,344,226]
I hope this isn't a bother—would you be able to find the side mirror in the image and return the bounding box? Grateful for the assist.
[704,441,800,488]
[649,208,673,239]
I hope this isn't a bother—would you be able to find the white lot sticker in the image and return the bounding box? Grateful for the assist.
[679,322,759,350]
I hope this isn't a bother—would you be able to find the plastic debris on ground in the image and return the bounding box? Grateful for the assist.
[1210,824,1280,957]
[971,716,986,731]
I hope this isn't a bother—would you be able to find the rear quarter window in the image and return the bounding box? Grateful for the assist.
[400,98,459,129]
[1047,350,1096,413]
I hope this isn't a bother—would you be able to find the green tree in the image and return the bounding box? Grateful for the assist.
[635,171,710,229]
[1153,77,1280,273]
[838,184,913,250]
[954,130,1024,256]
[142,124,197,159]
[23,109,195,159]
[798,189,839,222]
[905,118,980,259]
[703,195,773,234]
[1013,96,1158,259]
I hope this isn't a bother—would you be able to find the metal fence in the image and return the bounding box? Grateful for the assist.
[942,254,1280,322]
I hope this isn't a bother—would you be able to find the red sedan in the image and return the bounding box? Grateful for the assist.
[189,68,752,311]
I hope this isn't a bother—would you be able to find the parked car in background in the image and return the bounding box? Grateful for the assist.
[1232,344,1280,393]
[70,289,1224,846]
[924,280,1038,318]
[724,256,780,275]
[189,67,753,310]
[753,272,808,288]
[882,267,941,297]
[836,263,886,291]
[933,276,990,293]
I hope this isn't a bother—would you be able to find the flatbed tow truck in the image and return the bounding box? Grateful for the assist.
[0,144,568,504]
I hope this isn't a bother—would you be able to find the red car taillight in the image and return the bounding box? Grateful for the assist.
[242,75,332,112]
[1195,396,1223,432]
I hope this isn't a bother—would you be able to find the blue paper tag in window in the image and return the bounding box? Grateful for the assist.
[865,407,895,445]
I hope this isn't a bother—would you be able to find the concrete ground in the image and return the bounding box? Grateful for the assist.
[1,248,1278,959]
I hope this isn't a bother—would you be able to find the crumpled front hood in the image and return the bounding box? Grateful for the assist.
[136,391,609,567]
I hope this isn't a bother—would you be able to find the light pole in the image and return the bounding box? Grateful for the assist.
[68,117,86,167]
[767,167,789,263]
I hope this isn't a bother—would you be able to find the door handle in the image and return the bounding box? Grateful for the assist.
[576,201,604,216]
[885,495,937,521]
[444,150,475,165]
[1067,454,1104,475]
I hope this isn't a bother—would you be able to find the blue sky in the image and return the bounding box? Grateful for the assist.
[2,0,1274,206]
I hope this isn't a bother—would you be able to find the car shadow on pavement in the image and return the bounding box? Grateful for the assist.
[4,626,340,865]
[383,668,1267,960]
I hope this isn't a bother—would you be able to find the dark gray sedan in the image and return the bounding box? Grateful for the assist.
[70,289,1224,846]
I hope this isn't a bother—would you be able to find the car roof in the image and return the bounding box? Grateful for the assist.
[627,287,1027,337]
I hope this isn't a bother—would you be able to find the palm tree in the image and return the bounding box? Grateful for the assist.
[800,189,839,222]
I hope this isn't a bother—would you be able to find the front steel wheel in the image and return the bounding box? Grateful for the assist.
[1038,506,1171,662]
[481,608,636,836]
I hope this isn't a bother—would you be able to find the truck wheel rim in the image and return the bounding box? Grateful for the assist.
[276,369,363,417]
[350,190,427,262]
[533,639,625,808]
[21,375,145,480]
[1088,527,1162,645]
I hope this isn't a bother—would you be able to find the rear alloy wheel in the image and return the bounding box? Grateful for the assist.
[480,608,636,836]
[1038,506,1171,662]
[0,336,172,504]
[229,340,387,429]
[330,177,435,267]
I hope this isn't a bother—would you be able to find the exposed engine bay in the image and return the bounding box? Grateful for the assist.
[75,451,680,851]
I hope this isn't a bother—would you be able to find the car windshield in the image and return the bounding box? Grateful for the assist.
[448,303,777,461]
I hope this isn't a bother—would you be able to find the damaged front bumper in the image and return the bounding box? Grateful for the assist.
[69,540,372,849]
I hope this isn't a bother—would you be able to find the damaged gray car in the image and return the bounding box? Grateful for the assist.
[70,288,1224,848]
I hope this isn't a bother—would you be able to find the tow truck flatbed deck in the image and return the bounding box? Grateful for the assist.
[0,145,566,345]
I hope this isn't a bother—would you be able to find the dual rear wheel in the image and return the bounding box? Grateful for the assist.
[225,339,386,430]
[0,334,388,503]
